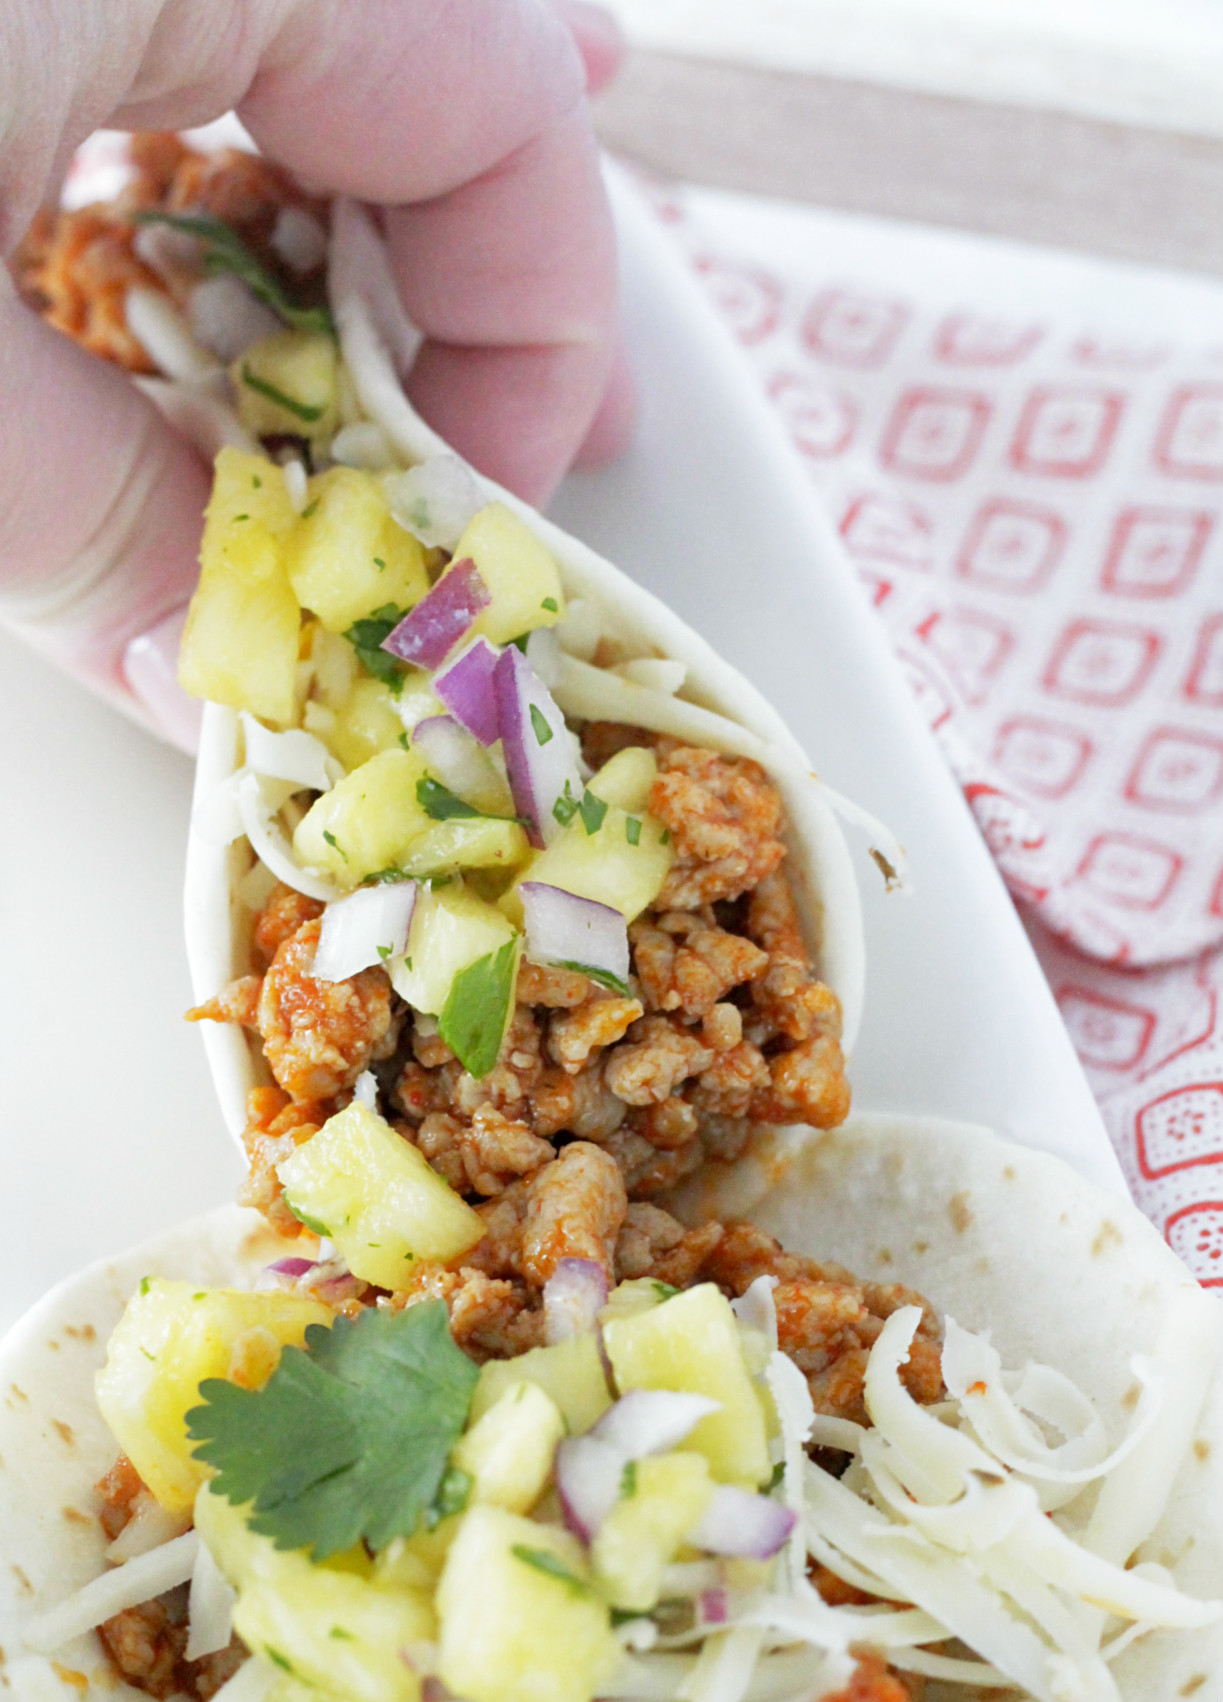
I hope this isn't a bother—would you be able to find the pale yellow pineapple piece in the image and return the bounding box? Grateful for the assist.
[276,1101,485,1287]
[436,1506,619,1702]
[469,1333,612,1436]
[592,1450,714,1611]
[451,1381,565,1514]
[96,1282,332,1513]
[326,677,407,771]
[447,503,565,646]
[233,328,339,440]
[293,747,430,885]
[395,817,530,881]
[600,1277,672,1324]
[179,449,302,724]
[373,1515,462,1592]
[588,747,658,813]
[504,801,672,925]
[601,1284,772,1488]
[286,467,429,633]
[389,880,517,1015]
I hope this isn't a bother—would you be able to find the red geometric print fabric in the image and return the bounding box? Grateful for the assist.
[647,179,1223,1285]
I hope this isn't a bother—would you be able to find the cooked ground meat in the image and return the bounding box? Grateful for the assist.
[823,1655,920,1702]
[12,133,324,374]
[95,1454,144,1541]
[98,1592,246,1701]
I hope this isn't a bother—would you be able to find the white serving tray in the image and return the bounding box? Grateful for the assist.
[0,163,1122,1343]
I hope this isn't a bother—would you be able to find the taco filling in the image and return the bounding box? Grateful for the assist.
[18,1196,1220,1702]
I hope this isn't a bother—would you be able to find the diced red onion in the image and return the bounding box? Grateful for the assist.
[543,1258,609,1345]
[494,645,583,848]
[189,273,280,363]
[383,454,483,551]
[525,625,562,688]
[731,1274,779,1345]
[311,881,417,983]
[520,883,629,985]
[267,1257,320,1279]
[689,1486,796,1559]
[271,204,327,275]
[592,1390,721,1460]
[434,638,501,746]
[382,558,489,669]
[700,1588,729,1626]
[411,714,512,816]
[555,1435,626,1543]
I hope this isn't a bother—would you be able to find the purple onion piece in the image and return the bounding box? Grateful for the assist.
[555,1435,625,1543]
[689,1486,796,1559]
[381,557,490,669]
[700,1588,729,1626]
[543,1258,609,1346]
[520,882,629,986]
[591,1389,721,1461]
[493,644,582,849]
[266,1257,319,1279]
[434,637,500,746]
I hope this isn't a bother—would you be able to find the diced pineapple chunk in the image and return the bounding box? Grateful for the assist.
[588,747,657,813]
[600,1277,672,1324]
[325,677,407,770]
[293,748,430,885]
[436,1507,619,1702]
[602,1285,771,1489]
[179,449,302,723]
[96,1282,332,1513]
[233,328,339,440]
[389,881,517,1016]
[373,1516,462,1593]
[592,1451,714,1611]
[286,467,430,633]
[306,622,359,710]
[469,1333,612,1436]
[396,818,530,881]
[276,1102,485,1288]
[505,804,672,925]
[447,503,565,647]
[452,1381,565,1514]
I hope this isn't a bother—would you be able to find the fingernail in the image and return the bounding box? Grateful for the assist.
[122,605,203,755]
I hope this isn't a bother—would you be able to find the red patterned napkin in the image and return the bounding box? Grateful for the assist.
[641,175,1223,1285]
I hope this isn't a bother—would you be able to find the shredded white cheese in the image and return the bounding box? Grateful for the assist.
[23,1531,199,1654]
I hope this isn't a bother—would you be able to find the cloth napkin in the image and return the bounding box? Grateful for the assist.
[639,172,1223,1285]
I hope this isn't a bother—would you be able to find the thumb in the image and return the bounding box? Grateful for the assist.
[0,283,208,749]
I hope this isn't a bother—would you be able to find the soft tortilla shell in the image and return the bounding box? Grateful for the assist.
[5,1121,1217,1700]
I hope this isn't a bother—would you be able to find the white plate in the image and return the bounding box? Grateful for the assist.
[0,164,1122,1343]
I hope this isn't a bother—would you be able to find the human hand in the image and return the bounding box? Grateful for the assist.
[0,0,631,749]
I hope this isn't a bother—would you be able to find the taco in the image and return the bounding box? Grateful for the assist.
[2,1115,1219,1702]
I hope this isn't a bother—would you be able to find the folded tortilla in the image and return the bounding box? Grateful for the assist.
[3,1115,1218,1701]
[183,199,869,1145]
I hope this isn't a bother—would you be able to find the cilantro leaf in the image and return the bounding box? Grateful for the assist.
[554,961,632,999]
[131,210,334,334]
[240,364,326,423]
[345,604,409,690]
[529,704,554,746]
[577,789,608,835]
[186,1301,477,1558]
[552,780,580,827]
[416,777,521,825]
[510,1545,593,1597]
[625,816,642,846]
[438,938,519,1079]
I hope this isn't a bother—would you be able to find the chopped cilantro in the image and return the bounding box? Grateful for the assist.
[625,816,642,846]
[234,512,249,522]
[552,781,580,826]
[240,364,327,423]
[529,704,553,746]
[301,499,319,520]
[329,1628,354,1641]
[376,944,394,962]
[266,1649,293,1673]
[555,962,632,999]
[139,1276,151,1296]
[131,211,334,334]
[541,597,559,613]
[373,557,386,571]
[344,603,409,691]
[425,1465,472,1528]
[361,866,412,885]
[438,938,519,1080]
[417,777,520,825]
[509,634,531,654]
[769,1461,786,1490]
[285,1198,330,1238]
[510,1545,592,1597]
[398,732,411,750]
[652,1281,680,1301]
[620,1460,637,1499]
[186,1301,477,1558]
[140,1347,156,1362]
[660,829,671,846]
[252,475,262,488]
[321,830,347,863]
[577,789,608,835]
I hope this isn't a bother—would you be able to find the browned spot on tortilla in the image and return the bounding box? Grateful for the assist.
[62,1506,91,1526]
[1092,1220,1122,1257]
[50,1665,88,1694]
[1180,1676,1207,1696]
[10,1566,31,1595]
[912,1239,929,1255]
[948,1192,972,1233]
[7,1386,27,1404]
[1194,1438,1211,1462]
[876,1248,893,1266]
[52,1419,76,1448]
[1121,1381,1143,1409]
[1003,1165,1016,1180]
[63,1323,96,1342]
[47,1340,60,1351]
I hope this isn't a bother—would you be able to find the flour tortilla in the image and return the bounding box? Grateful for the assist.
[182,199,867,1147]
[2,1115,1219,1700]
